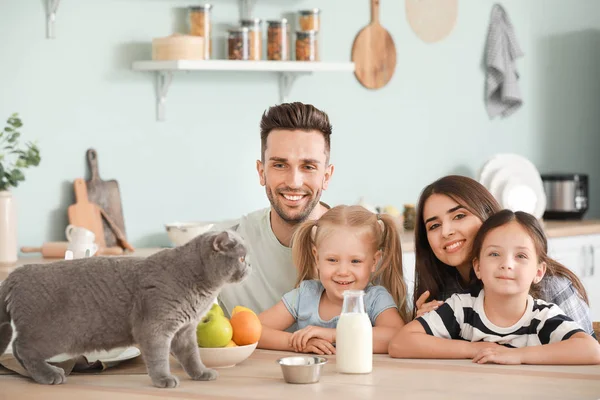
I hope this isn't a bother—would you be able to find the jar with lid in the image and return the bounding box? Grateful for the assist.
[240,18,263,61]
[228,27,250,60]
[188,4,212,59]
[297,9,321,32]
[267,19,290,61]
[295,30,318,61]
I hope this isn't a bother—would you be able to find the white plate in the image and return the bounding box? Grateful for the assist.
[502,177,538,215]
[45,346,141,364]
[478,153,546,219]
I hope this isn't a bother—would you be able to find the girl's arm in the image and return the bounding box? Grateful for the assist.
[388,320,498,359]
[473,332,600,365]
[373,308,405,354]
[257,301,296,351]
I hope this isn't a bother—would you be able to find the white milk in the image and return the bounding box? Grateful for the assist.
[336,312,373,374]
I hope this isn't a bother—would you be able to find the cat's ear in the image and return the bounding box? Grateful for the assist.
[213,231,234,252]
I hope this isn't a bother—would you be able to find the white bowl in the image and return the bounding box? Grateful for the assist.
[198,342,258,368]
[165,222,214,246]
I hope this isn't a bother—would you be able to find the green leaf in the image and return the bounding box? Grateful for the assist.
[7,132,20,143]
[4,127,13,133]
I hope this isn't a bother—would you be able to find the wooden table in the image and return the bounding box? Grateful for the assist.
[1,350,599,399]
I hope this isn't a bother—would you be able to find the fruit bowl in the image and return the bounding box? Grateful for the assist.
[199,342,258,368]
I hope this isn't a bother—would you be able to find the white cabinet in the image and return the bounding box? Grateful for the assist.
[402,251,416,309]
[548,234,600,322]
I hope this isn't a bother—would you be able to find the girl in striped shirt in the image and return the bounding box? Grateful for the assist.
[389,210,600,365]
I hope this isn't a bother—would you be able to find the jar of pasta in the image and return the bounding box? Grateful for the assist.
[228,27,250,60]
[295,30,318,61]
[297,9,320,32]
[267,19,290,61]
[240,18,263,61]
[189,4,212,59]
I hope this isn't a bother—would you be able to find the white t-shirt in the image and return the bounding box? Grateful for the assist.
[417,289,585,347]
[216,208,296,317]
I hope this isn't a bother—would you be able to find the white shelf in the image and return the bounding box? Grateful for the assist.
[132,60,356,121]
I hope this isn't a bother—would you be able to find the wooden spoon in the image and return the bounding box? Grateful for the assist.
[351,0,397,89]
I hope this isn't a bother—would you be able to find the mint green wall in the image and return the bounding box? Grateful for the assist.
[1,0,599,248]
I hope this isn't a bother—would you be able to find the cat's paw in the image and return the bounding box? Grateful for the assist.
[191,368,218,381]
[32,365,66,385]
[152,374,180,388]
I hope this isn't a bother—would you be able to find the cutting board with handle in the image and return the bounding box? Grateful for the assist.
[68,178,106,248]
[351,0,397,89]
[85,149,127,247]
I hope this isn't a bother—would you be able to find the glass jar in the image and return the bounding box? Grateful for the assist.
[228,27,250,60]
[295,30,318,61]
[189,4,212,60]
[336,290,373,374]
[240,18,263,61]
[403,204,416,231]
[297,9,321,32]
[267,19,290,61]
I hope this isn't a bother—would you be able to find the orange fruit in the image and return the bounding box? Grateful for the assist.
[232,305,256,317]
[230,311,262,345]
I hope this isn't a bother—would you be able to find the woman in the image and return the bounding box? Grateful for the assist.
[412,175,594,335]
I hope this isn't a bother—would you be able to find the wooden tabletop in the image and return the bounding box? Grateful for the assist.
[1,349,598,399]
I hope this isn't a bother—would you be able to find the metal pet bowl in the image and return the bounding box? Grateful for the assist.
[277,356,327,384]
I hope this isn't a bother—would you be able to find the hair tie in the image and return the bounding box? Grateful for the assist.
[311,224,318,241]
[377,214,385,234]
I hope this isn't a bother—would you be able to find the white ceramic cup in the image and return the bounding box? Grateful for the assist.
[66,243,99,259]
[65,225,96,245]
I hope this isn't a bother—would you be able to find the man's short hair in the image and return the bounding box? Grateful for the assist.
[259,102,332,162]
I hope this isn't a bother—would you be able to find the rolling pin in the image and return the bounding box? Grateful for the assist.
[21,242,124,258]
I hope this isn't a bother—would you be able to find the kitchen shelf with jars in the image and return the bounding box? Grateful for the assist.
[132,5,355,121]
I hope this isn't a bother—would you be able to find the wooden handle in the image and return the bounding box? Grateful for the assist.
[371,0,380,23]
[20,247,42,253]
[97,246,124,256]
[87,148,101,181]
[99,208,135,252]
[73,178,90,203]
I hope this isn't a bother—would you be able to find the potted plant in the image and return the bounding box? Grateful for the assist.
[0,113,41,263]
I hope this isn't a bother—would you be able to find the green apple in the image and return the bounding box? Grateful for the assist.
[196,313,233,348]
[208,303,225,317]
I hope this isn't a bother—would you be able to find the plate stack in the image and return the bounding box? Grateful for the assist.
[478,154,547,219]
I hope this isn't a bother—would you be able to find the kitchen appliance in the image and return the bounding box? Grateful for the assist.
[541,173,588,220]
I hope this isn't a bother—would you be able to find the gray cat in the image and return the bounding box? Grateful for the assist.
[0,229,250,388]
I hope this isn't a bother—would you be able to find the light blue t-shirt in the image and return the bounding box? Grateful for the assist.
[281,280,398,330]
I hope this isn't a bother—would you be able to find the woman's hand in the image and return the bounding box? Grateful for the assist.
[472,346,522,365]
[301,338,336,355]
[414,290,444,318]
[290,326,335,352]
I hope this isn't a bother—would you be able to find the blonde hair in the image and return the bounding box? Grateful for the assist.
[291,205,409,322]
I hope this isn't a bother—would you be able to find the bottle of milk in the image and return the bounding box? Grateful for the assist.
[336,290,372,374]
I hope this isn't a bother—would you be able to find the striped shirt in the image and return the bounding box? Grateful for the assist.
[436,272,593,337]
[418,289,585,347]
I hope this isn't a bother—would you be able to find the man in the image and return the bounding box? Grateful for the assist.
[217,102,335,316]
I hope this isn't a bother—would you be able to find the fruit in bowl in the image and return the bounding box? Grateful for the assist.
[196,304,262,368]
[165,222,214,247]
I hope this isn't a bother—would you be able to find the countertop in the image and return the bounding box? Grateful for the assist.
[1,349,598,399]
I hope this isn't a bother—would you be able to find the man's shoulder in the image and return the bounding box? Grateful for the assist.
[212,207,270,233]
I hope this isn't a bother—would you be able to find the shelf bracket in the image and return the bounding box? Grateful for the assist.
[156,71,173,122]
[46,0,60,39]
[278,72,311,103]
[239,0,258,20]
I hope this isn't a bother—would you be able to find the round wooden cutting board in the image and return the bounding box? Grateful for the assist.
[405,0,458,43]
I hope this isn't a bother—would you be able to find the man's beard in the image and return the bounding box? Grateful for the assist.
[266,186,321,224]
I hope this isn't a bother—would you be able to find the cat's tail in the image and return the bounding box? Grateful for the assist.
[0,283,12,356]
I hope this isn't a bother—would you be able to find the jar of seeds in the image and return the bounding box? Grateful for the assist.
[189,4,212,60]
[240,18,263,61]
[295,30,318,61]
[297,9,321,32]
[228,27,250,60]
[267,19,290,61]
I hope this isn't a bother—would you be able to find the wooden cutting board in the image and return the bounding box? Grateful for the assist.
[351,0,397,89]
[68,178,106,248]
[85,149,127,247]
